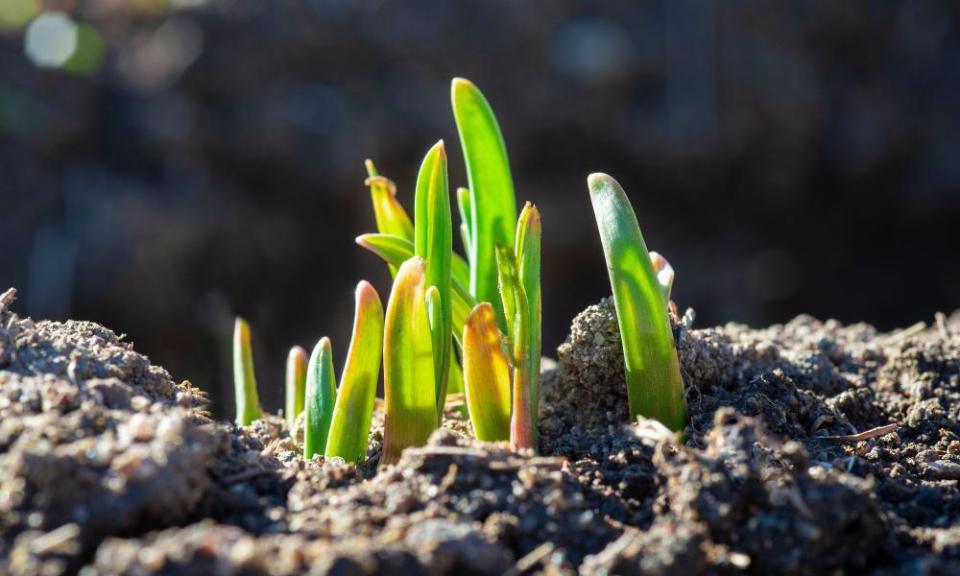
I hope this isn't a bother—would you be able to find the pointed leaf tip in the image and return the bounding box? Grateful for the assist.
[587,172,616,192]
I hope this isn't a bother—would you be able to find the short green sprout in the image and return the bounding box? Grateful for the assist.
[325,281,384,462]
[587,173,685,431]
[304,337,336,459]
[462,302,511,441]
[301,282,385,461]
[285,346,307,428]
[233,317,262,427]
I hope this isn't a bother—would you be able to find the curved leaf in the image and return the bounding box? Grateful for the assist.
[326,281,384,463]
[587,173,685,431]
[451,78,517,328]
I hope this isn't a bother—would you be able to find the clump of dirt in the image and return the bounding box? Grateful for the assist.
[0,289,293,574]
[3,287,960,574]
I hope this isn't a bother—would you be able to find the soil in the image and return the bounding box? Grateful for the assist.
[2,286,959,575]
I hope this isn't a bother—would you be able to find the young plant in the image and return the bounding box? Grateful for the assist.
[285,345,307,427]
[325,281,385,462]
[452,77,517,329]
[303,282,385,461]
[233,317,262,427]
[414,141,453,421]
[587,173,685,432]
[461,203,541,449]
[462,302,511,440]
[381,257,437,465]
[304,337,336,459]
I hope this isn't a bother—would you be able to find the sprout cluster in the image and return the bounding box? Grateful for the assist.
[233,78,686,466]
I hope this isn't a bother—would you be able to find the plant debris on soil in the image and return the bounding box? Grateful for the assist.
[2,287,960,575]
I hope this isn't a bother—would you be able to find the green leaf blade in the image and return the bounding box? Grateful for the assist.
[513,203,542,449]
[382,257,437,465]
[233,317,262,427]
[304,337,337,459]
[587,173,685,431]
[365,159,414,241]
[414,141,453,420]
[451,78,517,327]
[325,281,385,463]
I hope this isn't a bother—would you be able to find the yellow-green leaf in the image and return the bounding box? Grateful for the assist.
[233,317,262,427]
[462,303,511,441]
[325,281,384,463]
[285,345,308,428]
[382,257,437,465]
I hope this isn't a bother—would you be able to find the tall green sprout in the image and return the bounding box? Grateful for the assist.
[452,78,517,329]
[233,317,262,427]
[414,141,453,421]
[461,203,541,449]
[587,173,685,431]
[382,257,437,465]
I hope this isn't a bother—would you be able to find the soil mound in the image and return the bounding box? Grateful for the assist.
[3,288,959,574]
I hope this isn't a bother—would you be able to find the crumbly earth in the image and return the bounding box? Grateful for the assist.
[2,288,959,575]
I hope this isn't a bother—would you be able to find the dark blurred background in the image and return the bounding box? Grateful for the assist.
[1,0,958,418]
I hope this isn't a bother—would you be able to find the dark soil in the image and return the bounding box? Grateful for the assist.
[2,287,959,575]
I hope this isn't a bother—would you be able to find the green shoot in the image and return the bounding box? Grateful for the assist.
[233,317,262,427]
[382,257,437,465]
[414,141,453,419]
[285,345,307,427]
[451,78,517,328]
[325,281,384,463]
[513,203,541,448]
[365,159,415,241]
[462,204,541,449]
[462,303,511,440]
[304,337,336,459]
[587,173,685,431]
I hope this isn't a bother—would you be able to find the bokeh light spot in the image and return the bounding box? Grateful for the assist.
[63,24,106,75]
[24,12,78,69]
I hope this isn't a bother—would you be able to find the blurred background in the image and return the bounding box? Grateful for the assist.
[1,0,958,418]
